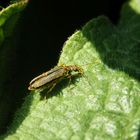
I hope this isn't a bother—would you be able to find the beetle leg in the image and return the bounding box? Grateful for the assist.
[67,75,74,88]
[47,83,57,93]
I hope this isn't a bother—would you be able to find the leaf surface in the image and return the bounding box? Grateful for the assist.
[1,0,140,140]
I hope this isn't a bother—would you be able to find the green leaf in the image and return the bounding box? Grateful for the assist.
[1,0,140,139]
[0,0,28,137]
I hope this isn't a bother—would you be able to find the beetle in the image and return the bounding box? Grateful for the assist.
[28,65,83,92]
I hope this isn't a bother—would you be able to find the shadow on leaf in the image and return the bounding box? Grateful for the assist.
[82,4,140,81]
